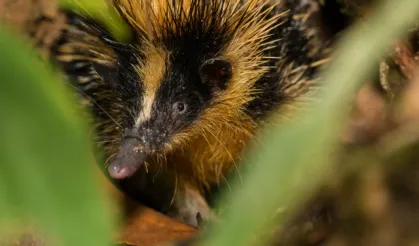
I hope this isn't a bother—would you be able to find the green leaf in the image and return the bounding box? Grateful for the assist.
[0,24,115,245]
[59,0,130,42]
[200,0,419,245]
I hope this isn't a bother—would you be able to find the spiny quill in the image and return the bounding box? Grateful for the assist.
[51,0,329,228]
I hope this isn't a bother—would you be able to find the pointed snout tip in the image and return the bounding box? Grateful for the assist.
[106,137,150,180]
[108,164,131,179]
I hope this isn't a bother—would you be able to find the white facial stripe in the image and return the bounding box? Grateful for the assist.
[133,44,168,127]
[135,90,155,126]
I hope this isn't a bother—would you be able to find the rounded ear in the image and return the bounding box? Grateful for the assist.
[199,59,232,92]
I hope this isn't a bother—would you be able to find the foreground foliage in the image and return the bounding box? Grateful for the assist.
[1,0,419,246]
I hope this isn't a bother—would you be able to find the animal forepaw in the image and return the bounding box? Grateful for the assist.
[167,185,216,228]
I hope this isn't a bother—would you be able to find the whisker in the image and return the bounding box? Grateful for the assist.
[104,152,118,168]
[68,83,123,128]
[204,127,242,183]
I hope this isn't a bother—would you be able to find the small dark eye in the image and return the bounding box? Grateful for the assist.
[173,102,187,115]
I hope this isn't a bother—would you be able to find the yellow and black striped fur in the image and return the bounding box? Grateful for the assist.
[52,0,329,227]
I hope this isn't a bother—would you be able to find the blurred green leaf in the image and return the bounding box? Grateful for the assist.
[59,0,130,41]
[200,0,419,246]
[0,24,115,245]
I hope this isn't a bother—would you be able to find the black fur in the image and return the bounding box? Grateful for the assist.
[52,11,143,129]
[245,0,325,120]
[151,67,210,135]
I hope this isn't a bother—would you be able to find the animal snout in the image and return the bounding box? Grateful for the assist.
[124,127,167,150]
[140,128,168,149]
